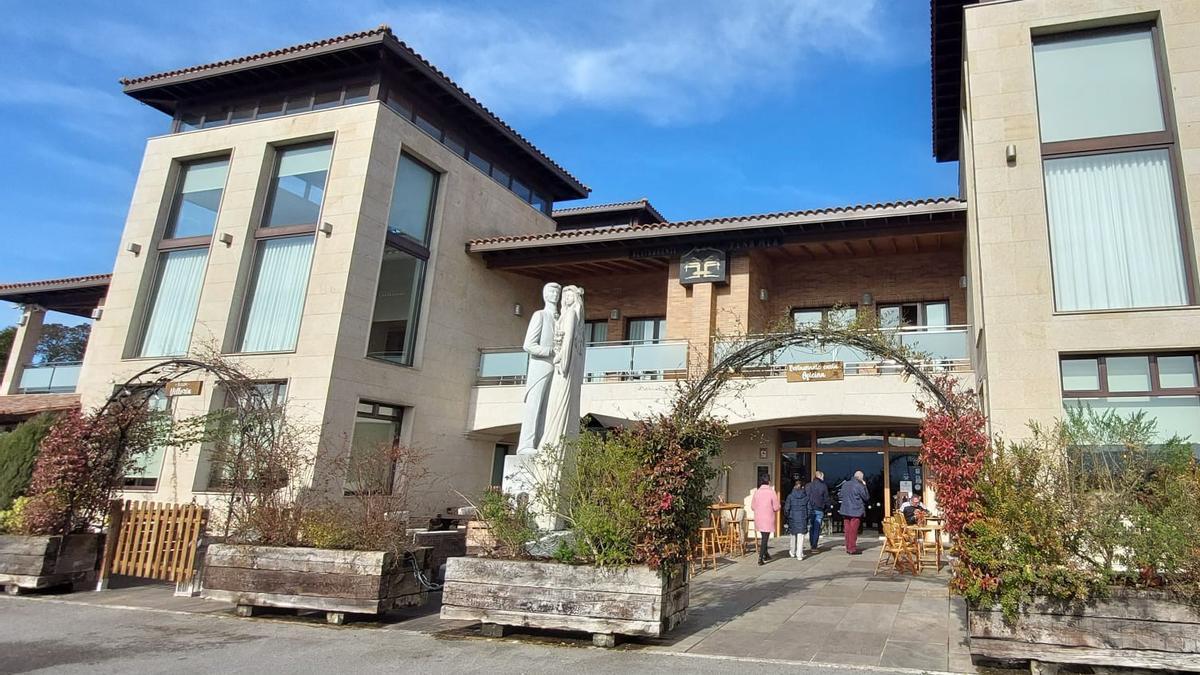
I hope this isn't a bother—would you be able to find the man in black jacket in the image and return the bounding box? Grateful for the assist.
[803,470,830,551]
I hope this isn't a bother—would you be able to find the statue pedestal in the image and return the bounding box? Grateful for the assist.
[501,453,563,531]
[501,454,537,498]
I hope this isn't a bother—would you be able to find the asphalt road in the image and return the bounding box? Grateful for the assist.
[0,596,946,674]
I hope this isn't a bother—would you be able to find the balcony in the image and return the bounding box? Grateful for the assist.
[477,340,689,385]
[714,325,971,376]
[17,362,82,394]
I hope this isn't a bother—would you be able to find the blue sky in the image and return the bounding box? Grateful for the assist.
[0,0,956,312]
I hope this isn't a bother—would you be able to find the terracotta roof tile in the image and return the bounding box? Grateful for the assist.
[0,274,111,293]
[470,196,965,248]
[553,198,665,223]
[120,26,588,196]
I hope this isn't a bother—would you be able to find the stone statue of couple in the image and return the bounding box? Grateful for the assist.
[517,282,586,456]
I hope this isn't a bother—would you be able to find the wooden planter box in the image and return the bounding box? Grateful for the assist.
[201,544,431,624]
[969,590,1200,672]
[440,557,688,646]
[0,534,104,594]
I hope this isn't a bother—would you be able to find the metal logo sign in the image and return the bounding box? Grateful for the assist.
[679,248,727,285]
[786,362,845,383]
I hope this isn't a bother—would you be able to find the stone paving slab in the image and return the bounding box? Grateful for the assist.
[6,537,996,673]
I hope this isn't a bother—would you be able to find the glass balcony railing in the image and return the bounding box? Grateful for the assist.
[477,340,689,385]
[714,325,970,376]
[17,362,82,393]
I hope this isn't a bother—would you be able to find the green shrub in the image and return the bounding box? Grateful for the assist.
[0,413,58,510]
[477,487,536,558]
[0,496,30,534]
[956,409,1200,620]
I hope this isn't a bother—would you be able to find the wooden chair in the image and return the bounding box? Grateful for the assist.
[875,520,921,577]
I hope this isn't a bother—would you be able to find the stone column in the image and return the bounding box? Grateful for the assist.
[1,305,46,395]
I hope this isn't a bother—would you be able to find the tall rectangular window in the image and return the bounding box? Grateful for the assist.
[584,319,608,344]
[1061,353,1200,457]
[165,158,229,239]
[345,401,404,495]
[203,381,288,491]
[262,142,332,228]
[125,390,169,489]
[237,141,331,353]
[368,153,438,366]
[1034,26,1190,311]
[139,248,208,357]
[238,236,315,353]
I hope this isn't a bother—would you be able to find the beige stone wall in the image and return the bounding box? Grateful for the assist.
[76,101,551,513]
[962,0,1200,436]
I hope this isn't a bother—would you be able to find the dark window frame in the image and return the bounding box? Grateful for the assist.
[344,400,405,496]
[1033,22,1196,307]
[626,316,667,343]
[257,139,334,234]
[1060,352,1200,398]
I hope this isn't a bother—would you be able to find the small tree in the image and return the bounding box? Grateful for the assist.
[0,325,14,373]
[34,323,90,363]
[0,413,59,510]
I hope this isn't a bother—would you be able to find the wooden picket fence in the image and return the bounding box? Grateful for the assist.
[99,500,208,586]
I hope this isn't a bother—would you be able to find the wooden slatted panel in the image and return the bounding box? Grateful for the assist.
[108,501,207,584]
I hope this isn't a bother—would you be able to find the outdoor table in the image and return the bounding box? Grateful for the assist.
[708,503,744,555]
[911,523,944,571]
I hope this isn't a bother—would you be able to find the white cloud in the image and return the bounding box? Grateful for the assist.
[369,0,899,124]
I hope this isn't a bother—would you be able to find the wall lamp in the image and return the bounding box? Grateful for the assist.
[861,292,874,306]
[126,242,142,256]
[609,309,620,320]
[90,308,104,320]
[513,303,522,317]
[219,233,234,247]
[318,222,334,237]
[1006,144,1017,165]
[759,288,769,302]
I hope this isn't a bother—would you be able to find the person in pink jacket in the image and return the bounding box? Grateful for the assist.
[750,475,780,565]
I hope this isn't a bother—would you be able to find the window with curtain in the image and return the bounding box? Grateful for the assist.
[139,248,208,357]
[345,401,404,495]
[878,301,950,329]
[202,381,288,491]
[368,153,438,366]
[628,317,666,343]
[584,319,608,344]
[1061,353,1200,457]
[1033,26,1190,311]
[262,142,332,228]
[124,389,170,489]
[238,235,316,352]
[165,157,229,238]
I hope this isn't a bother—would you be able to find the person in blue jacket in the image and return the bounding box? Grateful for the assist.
[783,479,812,560]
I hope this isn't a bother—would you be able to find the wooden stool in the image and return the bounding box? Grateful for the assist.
[726,517,746,556]
[696,526,719,571]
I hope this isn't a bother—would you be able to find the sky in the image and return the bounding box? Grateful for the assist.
[0,0,957,324]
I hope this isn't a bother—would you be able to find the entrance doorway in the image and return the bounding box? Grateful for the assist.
[774,428,921,536]
[819,451,885,533]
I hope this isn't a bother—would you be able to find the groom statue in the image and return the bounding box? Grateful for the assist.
[517,282,560,454]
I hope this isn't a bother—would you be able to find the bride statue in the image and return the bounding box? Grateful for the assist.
[538,285,585,454]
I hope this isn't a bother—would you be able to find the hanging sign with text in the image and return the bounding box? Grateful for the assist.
[165,380,203,397]
[786,361,845,383]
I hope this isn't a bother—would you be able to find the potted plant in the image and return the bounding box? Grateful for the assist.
[0,398,158,594]
[198,391,433,624]
[952,411,1200,672]
[442,410,723,646]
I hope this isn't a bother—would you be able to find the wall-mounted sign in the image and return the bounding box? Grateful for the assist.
[786,361,845,383]
[899,480,914,496]
[679,248,728,285]
[165,380,203,397]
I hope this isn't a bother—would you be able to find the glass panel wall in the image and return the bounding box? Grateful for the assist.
[262,142,332,228]
[165,157,229,238]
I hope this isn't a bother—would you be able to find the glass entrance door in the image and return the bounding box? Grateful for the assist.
[817,451,886,533]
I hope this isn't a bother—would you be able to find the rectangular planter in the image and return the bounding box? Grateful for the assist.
[440,557,688,645]
[409,529,466,582]
[969,590,1200,672]
[201,544,431,624]
[0,534,104,593]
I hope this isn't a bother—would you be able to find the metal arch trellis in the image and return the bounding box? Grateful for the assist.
[86,357,279,537]
[673,322,956,423]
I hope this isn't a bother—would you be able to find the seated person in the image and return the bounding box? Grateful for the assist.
[900,494,929,525]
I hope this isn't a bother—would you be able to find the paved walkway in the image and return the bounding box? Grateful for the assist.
[5,532,989,673]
